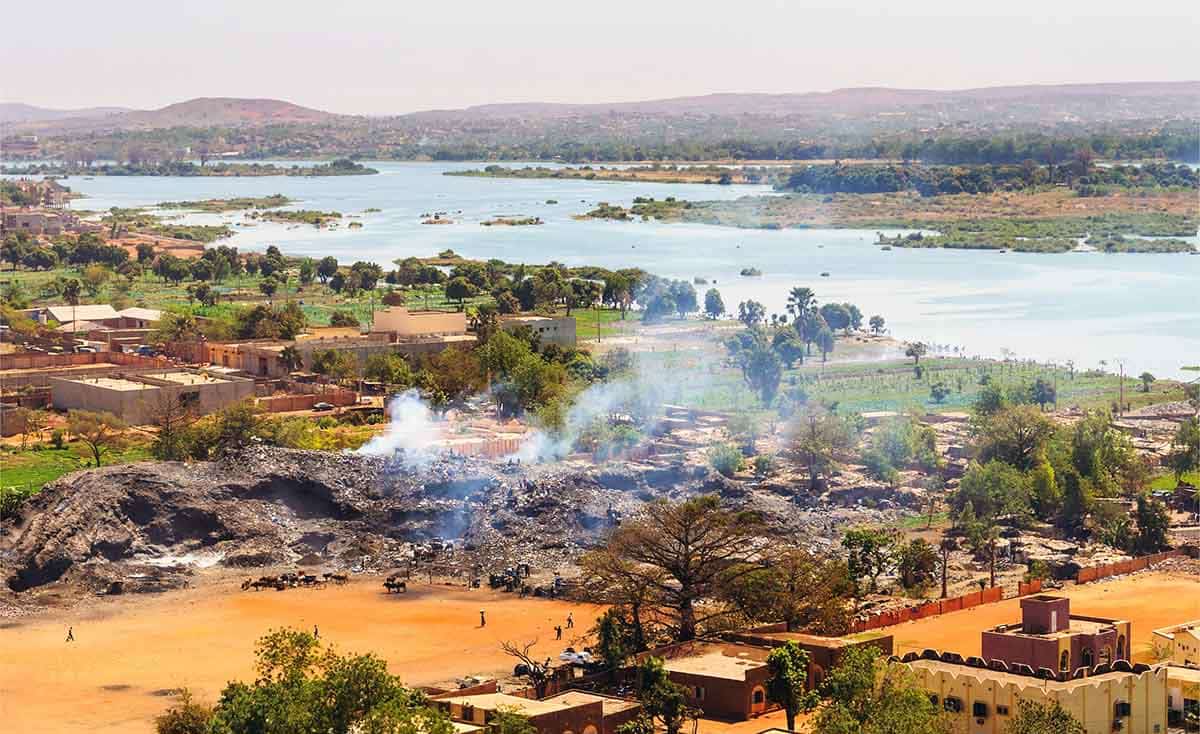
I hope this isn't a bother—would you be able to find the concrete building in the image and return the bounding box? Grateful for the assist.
[981,595,1131,674]
[1152,620,1200,667]
[904,653,1166,734]
[501,315,577,347]
[1164,664,1200,727]
[49,369,254,424]
[371,306,467,338]
[431,691,638,734]
[654,641,773,720]
[722,627,895,689]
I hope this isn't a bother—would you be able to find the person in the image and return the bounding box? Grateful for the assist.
[566,612,574,629]
[66,626,74,643]
[313,624,320,639]
[555,625,562,640]
[480,609,486,627]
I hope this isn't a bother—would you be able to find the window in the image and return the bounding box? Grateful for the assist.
[944,697,963,713]
[1115,701,1132,717]
[973,702,988,718]
[694,686,705,701]
[753,689,764,704]
[996,705,1010,716]
[928,695,939,706]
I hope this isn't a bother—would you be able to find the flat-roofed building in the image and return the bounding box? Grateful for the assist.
[371,307,467,338]
[981,595,1131,674]
[501,315,576,348]
[904,653,1166,734]
[1164,664,1200,728]
[431,691,629,734]
[49,369,254,423]
[652,641,773,720]
[1151,620,1200,667]
[722,627,894,689]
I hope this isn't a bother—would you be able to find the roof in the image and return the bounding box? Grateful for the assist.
[64,376,156,392]
[907,658,1161,691]
[437,693,577,717]
[1152,620,1200,641]
[659,642,770,681]
[116,307,163,322]
[1166,665,1200,685]
[56,320,102,332]
[45,304,119,323]
[542,691,641,716]
[148,370,231,385]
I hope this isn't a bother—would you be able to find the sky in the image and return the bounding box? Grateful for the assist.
[2,0,1197,115]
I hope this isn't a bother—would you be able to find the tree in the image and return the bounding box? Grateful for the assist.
[842,528,896,595]
[259,276,280,301]
[930,381,951,403]
[186,282,216,307]
[1030,377,1056,410]
[815,325,835,362]
[445,277,476,310]
[703,288,725,319]
[1003,699,1085,734]
[61,278,82,327]
[66,410,126,467]
[632,657,694,734]
[496,291,521,314]
[708,443,745,477]
[1168,416,1200,482]
[205,628,453,734]
[364,353,413,387]
[786,287,816,323]
[975,404,1056,471]
[819,303,851,333]
[904,341,927,365]
[298,258,317,286]
[81,264,111,297]
[317,256,339,283]
[588,495,764,641]
[280,345,303,373]
[1133,493,1171,554]
[499,640,553,699]
[869,315,885,334]
[490,708,537,734]
[725,547,853,635]
[311,349,358,383]
[594,609,634,673]
[895,538,938,590]
[954,460,1032,524]
[154,689,212,734]
[812,646,951,734]
[787,407,854,491]
[738,341,783,405]
[150,394,198,461]
[329,310,360,328]
[766,641,819,731]
[737,299,765,328]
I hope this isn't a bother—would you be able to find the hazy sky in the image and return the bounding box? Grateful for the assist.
[3,0,1196,114]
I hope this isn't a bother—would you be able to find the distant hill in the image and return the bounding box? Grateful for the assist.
[11,97,343,133]
[406,81,1200,120]
[0,103,130,125]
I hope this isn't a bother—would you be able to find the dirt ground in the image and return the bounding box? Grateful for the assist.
[0,579,602,734]
[889,571,1200,662]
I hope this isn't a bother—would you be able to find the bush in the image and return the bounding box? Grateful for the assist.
[753,454,774,477]
[155,689,212,734]
[708,443,746,478]
[861,449,899,486]
[50,429,65,449]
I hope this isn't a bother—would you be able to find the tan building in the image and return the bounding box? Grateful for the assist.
[1152,620,1200,667]
[371,306,467,338]
[49,369,254,424]
[904,653,1167,734]
[1164,664,1200,727]
[501,315,577,347]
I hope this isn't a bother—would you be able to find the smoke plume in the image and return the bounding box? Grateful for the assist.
[356,389,444,466]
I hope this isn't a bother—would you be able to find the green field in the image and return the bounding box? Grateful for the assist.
[1,442,153,493]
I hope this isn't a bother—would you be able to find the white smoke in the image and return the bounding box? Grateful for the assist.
[356,389,444,466]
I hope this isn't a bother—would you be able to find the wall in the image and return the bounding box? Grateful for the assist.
[908,662,1167,734]
[0,351,165,371]
[849,586,1005,633]
[48,372,254,424]
[502,316,577,347]
[1076,550,1183,584]
[258,390,358,413]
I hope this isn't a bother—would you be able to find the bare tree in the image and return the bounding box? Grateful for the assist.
[66,410,126,467]
[149,393,198,460]
[500,640,553,698]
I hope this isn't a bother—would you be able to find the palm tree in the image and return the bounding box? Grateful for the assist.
[62,278,82,331]
[785,287,816,321]
[279,345,303,374]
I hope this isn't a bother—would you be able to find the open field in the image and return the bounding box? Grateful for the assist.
[0,580,603,734]
[887,571,1200,662]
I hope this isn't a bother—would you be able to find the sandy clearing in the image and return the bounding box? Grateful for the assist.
[0,579,602,734]
[888,571,1200,662]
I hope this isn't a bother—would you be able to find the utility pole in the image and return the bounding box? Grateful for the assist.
[1118,361,1125,416]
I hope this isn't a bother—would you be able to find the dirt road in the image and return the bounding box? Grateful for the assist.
[0,579,601,733]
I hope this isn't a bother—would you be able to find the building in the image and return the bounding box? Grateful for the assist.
[371,306,468,338]
[981,595,1131,674]
[722,627,895,689]
[1164,664,1200,727]
[431,691,638,734]
[904,652,1167,734]
[1151,620,1200,667]
[49,369,254,424]
[501,315,577,348]
[653,641,774,720]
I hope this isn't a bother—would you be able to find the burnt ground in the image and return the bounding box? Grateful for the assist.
[0,446,903,610]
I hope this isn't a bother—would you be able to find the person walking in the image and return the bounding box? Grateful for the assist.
[566,612,574,629]
[555,625,563,640]
[313,624,320,639]
[65,626,74,643]
[480,609,486,627]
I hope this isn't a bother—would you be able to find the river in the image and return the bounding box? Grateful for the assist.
[37,161,1200,379]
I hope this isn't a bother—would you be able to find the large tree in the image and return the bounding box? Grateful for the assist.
[974,404,1056,471]
[584,495,764,641]
[812,646,952,734]
[66,410,126,467]
[725,547,853,635]
[787,407,854,491]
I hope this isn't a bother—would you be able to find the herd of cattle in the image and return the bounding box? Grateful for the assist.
[240,571,350,591]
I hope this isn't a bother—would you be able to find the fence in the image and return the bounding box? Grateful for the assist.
[848,585,1006,633]
[1075,549,1183,584]
[0,351,166,371]
[258,390,358,413]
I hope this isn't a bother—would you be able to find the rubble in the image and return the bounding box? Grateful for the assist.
[1,446,897,601]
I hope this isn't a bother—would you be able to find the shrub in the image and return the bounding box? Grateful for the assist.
[708,443,746,478]
[753,454,774,477]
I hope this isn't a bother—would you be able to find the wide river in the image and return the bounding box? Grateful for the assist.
[43,161,1200,379]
